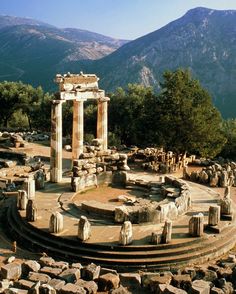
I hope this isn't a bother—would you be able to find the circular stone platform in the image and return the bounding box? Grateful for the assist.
[3,173,236,272]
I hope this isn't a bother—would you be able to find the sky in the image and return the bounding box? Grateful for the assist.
[0,0,236,40]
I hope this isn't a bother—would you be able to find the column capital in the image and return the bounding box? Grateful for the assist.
[52,99,66,105]
[98,97,110,103]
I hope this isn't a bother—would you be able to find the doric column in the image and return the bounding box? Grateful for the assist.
[50,100,63,183]
[97,97,110,150]
[72,100,84,161]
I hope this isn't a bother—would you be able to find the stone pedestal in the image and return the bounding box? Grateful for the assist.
[189,213,204,237]
[208,205,220,226]
[26,200,37,222]
[72,100,84,161]
[49,212,63,233]
[22,178,35,199]
[17,190,28,210]
[97,97,109,151]
[50,100,63,183]
[161,220,172,244]
[78,216,91,241]
[119,221,132,246]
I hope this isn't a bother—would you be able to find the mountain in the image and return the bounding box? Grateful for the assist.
[0,15,128,90]
[84,7,236,118]
[1,9,236,118]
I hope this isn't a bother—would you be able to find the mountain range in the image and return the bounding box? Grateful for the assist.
[0,9,236,118]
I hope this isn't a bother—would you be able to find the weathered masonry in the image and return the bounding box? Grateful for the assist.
[50,72,109,183]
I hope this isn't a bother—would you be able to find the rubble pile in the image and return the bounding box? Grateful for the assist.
[1,253,236,293]
[71,139,130,192]
[130,147,194,174]
[184,161,236,187]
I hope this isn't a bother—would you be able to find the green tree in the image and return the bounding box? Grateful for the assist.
[155,69,226,157]
[109,84,154,145]
[220,119,236,159]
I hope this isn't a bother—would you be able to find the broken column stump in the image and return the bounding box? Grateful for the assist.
[119,221,132,246]
[208,205,220,226]
[26,199,37,222]
[78,216,91,241]
[49,212,63,234]
[189,213,204,237]
[161,219,172,244]
[17,190,28,210]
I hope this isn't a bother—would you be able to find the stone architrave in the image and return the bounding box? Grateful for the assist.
[50,100,63,183]
[26,200,37,222]
[161,220,172,244]
[189,213,204,237]
[22,177,35,199]
[97,97,109,151]
[119,221,133,246]
[208,205,220,226]
[78,216,91,241]
[49,212,63,233]
[72,100,84,161]
[17,190,28,210]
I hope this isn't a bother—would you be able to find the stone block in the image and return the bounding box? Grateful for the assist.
[14,279,35,290]
[81,263,100,281]
[210,286,224,294]
[171,274,192,291]
[48,279,65,291]
[190,280,210,294]
[49,212,63,234]
[75,279,98,294]
[39,257,55,267]
[28,272,51,284]
[164,285,188,293]
[97,273,120,291]
[51,261,69,270]
[1,263,22,280]
[39,284,56,294]
[112,171,127,187]
[4,288,28,294]
[189,213,204,237]
[59,283,86,294]
[71,263,83,270]
[110,285,131,294]
[119,273,141,289]
[149,275,172,292]
[59,268,81,283]
[40,266,63,278]
[114,206,129,223]
[22,260,41,277]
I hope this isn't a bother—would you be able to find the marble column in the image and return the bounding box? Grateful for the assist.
[97,97,110,150]
[72,100,84,161]
[50,100,63,183]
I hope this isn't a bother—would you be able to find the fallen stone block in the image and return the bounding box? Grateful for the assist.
[119,273,141,290]
[14,279,35,290]
[164,284,188,293]
[1,263,22,280]
[39,257,55,267]
[22,260,41,276]
[75,279,98,294]
[97,273,120,291]
[110,285,131,293]
[40,283,56,294]
[81,263,100,281]
[171,274,192,291]
[40,266,63,278]
[4,288,28,294]
[28,272,51,284]
[59,283,86,294]
[59,268,81,283]
[190,279,210,294]
[48,279,65,291]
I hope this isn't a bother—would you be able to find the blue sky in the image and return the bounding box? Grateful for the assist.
[1,0,236,39]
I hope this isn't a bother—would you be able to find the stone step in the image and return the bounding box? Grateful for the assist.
[4,199,236,271]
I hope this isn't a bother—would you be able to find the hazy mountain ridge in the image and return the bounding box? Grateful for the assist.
[87,7,236,118]
[1,9,236,117]
[0,15,129,89]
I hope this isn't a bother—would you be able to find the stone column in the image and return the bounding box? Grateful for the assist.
[189,213,204,237]
[50,100,63,183]
[208,205,220,226]
[97,97,109,150]
[72,100,84,161]
[161,220,172,244]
